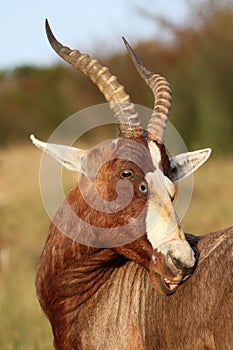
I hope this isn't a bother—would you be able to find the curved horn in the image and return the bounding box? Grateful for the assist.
[45,20,144,140]
[123,37,172,144]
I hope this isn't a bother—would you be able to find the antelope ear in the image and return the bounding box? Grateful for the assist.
[169,148,211,182]
[30,134,88,174]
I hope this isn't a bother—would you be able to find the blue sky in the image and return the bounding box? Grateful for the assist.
[1,0,190,69]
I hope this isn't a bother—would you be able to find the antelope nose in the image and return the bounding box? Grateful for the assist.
[167,252,195,278]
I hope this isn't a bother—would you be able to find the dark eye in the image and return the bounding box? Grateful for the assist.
[139,181,148,194]
[119,169,134,179]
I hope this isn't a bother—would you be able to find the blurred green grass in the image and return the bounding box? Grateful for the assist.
[0,145,232,349]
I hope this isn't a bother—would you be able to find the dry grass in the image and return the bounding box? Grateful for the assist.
[0,145,52,349]
[0,144,232,349]
[182,157,233,234]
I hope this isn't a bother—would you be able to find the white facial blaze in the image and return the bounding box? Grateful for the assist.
[145,170,182,250]
[148,139,162,165]
[146,141,195,267]
[146,141,180,247]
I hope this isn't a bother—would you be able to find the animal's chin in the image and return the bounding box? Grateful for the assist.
[162,277,180,293]
[149,271,181,295]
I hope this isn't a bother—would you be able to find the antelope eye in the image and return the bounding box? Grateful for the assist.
[119,169,134,179]
[139,181,148,194]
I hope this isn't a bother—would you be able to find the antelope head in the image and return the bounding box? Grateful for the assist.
[31,20,211,294]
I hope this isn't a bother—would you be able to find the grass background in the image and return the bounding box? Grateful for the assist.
[0,145,232,349]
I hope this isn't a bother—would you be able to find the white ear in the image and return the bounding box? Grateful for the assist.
[30,134,87,173]
[169,148,211,182]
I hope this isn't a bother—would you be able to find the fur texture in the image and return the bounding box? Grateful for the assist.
[36,223,233,349]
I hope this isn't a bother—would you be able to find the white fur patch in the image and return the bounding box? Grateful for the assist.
[145,170,178,248]
[146,140,182,249]
[145,171,195,267]
[146,196,195,266]
[146,195,179,249]
[148,140,161,167]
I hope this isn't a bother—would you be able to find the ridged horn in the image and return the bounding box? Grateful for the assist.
[45,20,144,139]
[123,37,172,144]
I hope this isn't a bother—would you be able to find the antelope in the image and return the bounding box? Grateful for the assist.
[31,20,233,349]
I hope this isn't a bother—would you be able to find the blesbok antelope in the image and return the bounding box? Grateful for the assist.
[31,20,232,349]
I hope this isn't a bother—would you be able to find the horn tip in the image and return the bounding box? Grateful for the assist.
[122,36,127,45]
[45,18,63,53]
[122,36,132,52]
[45,18,52,38]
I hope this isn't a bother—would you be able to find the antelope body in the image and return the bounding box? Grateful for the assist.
[32,21,232,349]
[37,224,233,350]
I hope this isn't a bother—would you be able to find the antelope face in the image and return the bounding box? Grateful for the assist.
[31,21,211,294]
[107,138,203,294]
[31,134,210,294]
[91,138,209,293]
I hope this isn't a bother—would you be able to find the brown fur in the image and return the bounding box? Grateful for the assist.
[34,24,228,348]
[36,222,233,349]
[35,131,232,350]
